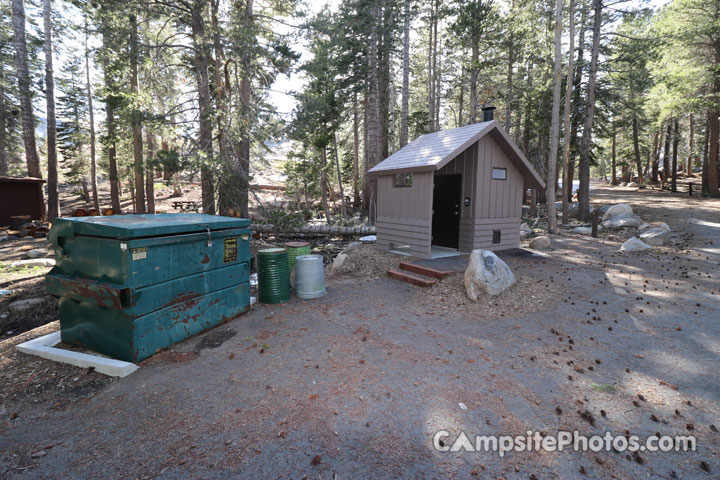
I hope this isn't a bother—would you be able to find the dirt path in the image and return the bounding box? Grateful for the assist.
[1,184,718,479]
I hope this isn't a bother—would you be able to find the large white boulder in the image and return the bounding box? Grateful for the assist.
[329,252,348,275]
[8,297,45,313]
[620,237,651,253]
[529,236,552,250]
[464,250,516,299]
[602,204,633,221]
[10,258,56,268]
[602,213,644,229]
[639,228,671,246]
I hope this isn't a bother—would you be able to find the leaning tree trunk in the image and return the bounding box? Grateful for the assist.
[399,0,410,147]
[44,0,60,220]
[85,17,99,210]
[130,13,145,214]
[577,0,602,222]
[561,0,575,224]
[546,0,563,234]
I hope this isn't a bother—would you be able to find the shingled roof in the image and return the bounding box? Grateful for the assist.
[368,120,545,189]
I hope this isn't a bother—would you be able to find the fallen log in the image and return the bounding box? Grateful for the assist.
[252,224,375,235]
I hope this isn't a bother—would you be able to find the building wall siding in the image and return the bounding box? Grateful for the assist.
[376,172,434,258]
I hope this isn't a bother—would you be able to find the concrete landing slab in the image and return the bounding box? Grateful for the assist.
[16,332,138,378]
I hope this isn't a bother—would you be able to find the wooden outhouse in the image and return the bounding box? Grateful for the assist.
[368,117,545,259]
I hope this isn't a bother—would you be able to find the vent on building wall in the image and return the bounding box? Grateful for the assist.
[492,230,501,244]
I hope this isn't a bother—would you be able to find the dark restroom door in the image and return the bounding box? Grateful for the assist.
[432,174,462,249]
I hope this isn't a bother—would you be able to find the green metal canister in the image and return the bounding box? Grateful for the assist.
[284,241,311,271]
[257,248,291,304]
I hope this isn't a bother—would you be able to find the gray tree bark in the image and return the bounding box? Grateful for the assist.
[12,0,43,189]
[85,17,99,210]
[44,0,59,220]
[546,0,563,234]
[130,13,145,213]
[561,0,575,224]
[191,0,215,214]
[577,0,602,222]
[362,3,382,217]
[399,0,410,147]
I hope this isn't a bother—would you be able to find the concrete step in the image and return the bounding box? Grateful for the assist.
[387,269,437,287]
[398,262,454,279]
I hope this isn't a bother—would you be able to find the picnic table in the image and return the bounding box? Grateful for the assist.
[171,200,200,212]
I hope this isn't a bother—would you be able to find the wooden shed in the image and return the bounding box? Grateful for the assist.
[368,119,545,259]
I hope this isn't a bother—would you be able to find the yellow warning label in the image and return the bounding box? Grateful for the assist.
[223,237,238,263]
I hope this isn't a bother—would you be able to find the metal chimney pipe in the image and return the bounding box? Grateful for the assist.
[482,106,496,122]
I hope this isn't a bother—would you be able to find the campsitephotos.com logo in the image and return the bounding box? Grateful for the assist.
[433,430,697,457]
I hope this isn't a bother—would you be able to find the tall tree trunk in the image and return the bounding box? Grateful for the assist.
[427,0,435,132]
[85,17,99,210]
[320,147,330,223]
[44,0,59,220]
[399,0,410,147]
[434,32,441,130]
[363,4,381,217]
[561,0,575,224]
[567,7,586,203]
[708,107,720,197]
[469,40,479,124]
[611,125,617,185]
[379,1,392,158]
[130,13,145,213]
[671,117,679,192]
[632,114,643,183]
[505,6,514,131]
[12,0,44,219]
[687,113,694,176]
[146,131,156,213]
[652,126,662,183]
[577,0,602,222]
[102,37,121,213]
[191,0,215,214]
[663,122,671,186]
[237,0,253,217]
[703,114,710,195]
[333,132,347,219]
[353,92,360,206]
[546,0,563,234]
[708,18,720,196]
[458,61,465,127]
[212,0,232,215]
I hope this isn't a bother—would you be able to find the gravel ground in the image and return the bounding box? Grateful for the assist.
[1,184,719,479]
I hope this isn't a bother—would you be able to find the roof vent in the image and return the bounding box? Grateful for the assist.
[482,105,496,122]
